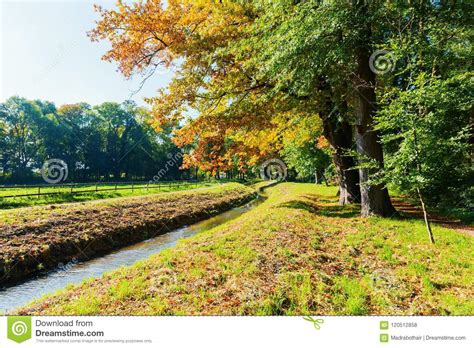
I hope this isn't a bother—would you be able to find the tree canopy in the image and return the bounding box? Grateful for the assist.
[0,97,183,183]
[2,0,470,231]
[88,0,473,223]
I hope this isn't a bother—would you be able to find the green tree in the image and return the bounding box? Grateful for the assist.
[0,96,44,179]
[0,96,184,183]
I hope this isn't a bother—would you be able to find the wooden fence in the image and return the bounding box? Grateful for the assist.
[0,180,203,199]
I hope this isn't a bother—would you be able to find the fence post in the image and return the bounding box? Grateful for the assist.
[38,186,40,198]
[115,183,118,191]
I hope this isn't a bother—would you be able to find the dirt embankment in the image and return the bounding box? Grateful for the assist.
[0,184,256,286]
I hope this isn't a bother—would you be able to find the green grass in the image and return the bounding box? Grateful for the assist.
[0,181,217,209]
[18,183,473,316]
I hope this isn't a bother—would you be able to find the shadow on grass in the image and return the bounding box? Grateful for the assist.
[278,200,319,213]
[278,193,473,230]
[278,193,360,219]
[318,205,360,219]
[392,199,474,230]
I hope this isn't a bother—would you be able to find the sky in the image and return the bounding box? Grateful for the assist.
[0,0,174,106]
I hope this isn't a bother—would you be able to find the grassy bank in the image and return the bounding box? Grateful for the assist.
[19,183,473,315]
[0,181,217,209]
[0,183,255,286]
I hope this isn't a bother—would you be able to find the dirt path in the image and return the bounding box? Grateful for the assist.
[391,199,474,237]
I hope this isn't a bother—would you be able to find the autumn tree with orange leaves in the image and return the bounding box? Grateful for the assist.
[89,0,358,198]
[90,0,472,220]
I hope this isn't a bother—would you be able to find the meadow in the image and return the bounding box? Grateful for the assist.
[0,181,217,209]
[18,183,473,316]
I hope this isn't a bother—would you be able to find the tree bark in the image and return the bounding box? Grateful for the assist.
[323,119,361,205]
[353,44,395,217]
[417,188,435,244]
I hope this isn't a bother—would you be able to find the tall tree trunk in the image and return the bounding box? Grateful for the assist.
[323,119,361,205]
[353,44,395,217]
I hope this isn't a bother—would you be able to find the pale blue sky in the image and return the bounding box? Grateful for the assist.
[0,0,174,106]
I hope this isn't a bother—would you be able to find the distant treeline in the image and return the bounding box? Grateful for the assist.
[0,96,185,184]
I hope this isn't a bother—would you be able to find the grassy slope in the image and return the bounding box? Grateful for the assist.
[20,183,473,315]
[0,182,217,209]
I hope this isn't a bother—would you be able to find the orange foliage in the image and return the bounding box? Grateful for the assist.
[90,0,321,173]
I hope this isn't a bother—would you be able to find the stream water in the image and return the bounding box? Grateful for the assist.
[0,196,264,313]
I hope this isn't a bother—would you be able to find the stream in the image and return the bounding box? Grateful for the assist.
[0,196,264,313]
